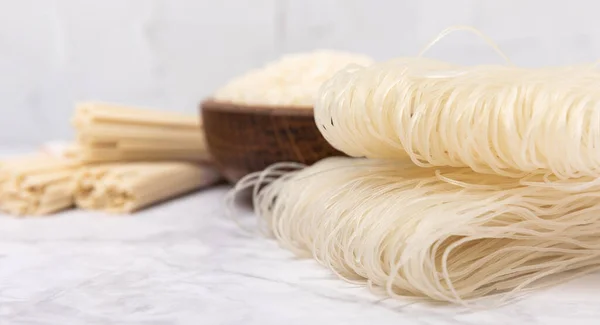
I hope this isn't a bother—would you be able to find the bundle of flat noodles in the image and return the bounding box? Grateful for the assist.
[232,157,600,306]
[0,154,79,216]
[315,51,600,179]
[75,162,221,213]
[71,102,210,163]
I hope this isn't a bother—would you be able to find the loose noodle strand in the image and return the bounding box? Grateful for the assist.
[229,157,600,306]
[417,25,513,66]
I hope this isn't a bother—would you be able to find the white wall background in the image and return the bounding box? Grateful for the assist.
[2,0,600,144]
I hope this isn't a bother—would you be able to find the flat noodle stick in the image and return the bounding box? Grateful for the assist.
[21,170,73,188]
[78,102,200,125]
[75,113,199,129]
[73,112,200,130]
[0,155,73,175]
[36,198,74,215]
[74,162,222,213]
[72,102,211,164]
[0,154,78,216]
[117,139,207,150]
[78,138,204,149]
[110,146,207,153]
[79,123,204,141]
[72,147,210,163]
[75,102,200,127]
[42,183,73,203]
[82,143,206,153]
[78,140,117,148]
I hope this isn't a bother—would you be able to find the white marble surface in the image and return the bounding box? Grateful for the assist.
[2,183,600,325]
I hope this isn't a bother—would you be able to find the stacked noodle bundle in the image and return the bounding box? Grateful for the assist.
[315,56,600,180]
[66,102,221,214]
[0,154,78,216]
[231,28,600,306]
[0,102,220,217]
[235,158,600,306]
[70,102,210,163]
[75,162,221,213]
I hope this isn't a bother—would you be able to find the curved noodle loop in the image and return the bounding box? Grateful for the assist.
[244,157,600,305]
[315,57,600,179]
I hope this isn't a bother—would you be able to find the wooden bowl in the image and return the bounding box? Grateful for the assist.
[200,99,344,183]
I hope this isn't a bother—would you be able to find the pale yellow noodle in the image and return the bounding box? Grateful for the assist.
[74,162,221,213]
[70,146,207,162]
[72,102,210,163]
[0,154,79,216]
[75,102,199,127]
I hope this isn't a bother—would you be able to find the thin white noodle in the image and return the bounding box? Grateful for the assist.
[229,157,600,307]
[315,34,600,179]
